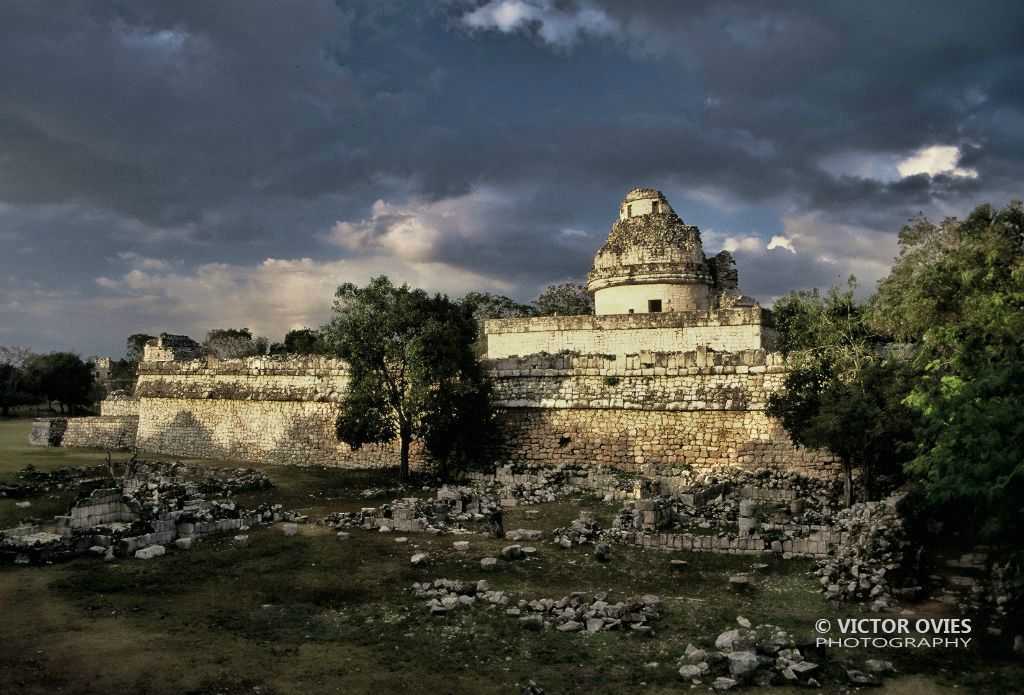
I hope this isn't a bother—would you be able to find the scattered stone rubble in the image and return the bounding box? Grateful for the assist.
[412,579,663,634]
[0,460,297,564]
[677,617,891,689]
[0,463,109,499]
[814,493,919,611]
[322,486,498,534]
[552,510,601,548]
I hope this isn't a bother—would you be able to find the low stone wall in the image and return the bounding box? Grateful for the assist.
[625,529,836,557]
[29,418,67,446]
[62,488,135,529]
[61,416,138,450]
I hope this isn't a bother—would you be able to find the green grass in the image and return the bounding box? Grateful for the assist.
[1,418,1022,694]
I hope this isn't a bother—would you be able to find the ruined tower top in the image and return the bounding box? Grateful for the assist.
[588,188,713,314]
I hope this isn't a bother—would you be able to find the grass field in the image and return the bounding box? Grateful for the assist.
[1,419,1020,694]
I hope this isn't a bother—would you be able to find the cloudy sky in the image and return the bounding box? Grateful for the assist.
[1,1,1021,357]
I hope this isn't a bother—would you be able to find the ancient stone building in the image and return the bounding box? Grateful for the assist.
[42,188,835,477]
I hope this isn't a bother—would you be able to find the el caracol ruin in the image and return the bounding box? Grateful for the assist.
[31,188,835,478]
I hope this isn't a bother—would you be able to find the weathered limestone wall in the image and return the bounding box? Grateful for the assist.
[101,395,139,417]
[132,355,425,468]
[487,349,836,478]
[135,397,419,467]
[484,308,776,358]
[56,347,831,477]
[62,416,138,450]
[492,408,832,478]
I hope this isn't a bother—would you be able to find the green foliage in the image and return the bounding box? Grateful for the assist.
[766,282,916,504]
[22,352,95,414]
[203,327,268,359]
[0,346,35,416]
[282,328,328,355]
[457,292,537,356]
[871,202,1024,550]
[534,282,593,316]
[324,276,492,481]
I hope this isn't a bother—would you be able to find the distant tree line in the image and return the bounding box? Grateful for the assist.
[0,347,96,415]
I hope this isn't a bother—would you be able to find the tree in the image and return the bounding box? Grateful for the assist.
[534,282,593,316]
[202,328,268,359]
[22,352,95,414]
[324,276,492,482]
[282,328,328,355]
[458,292,537,356]
[765,283,916,506]
[871,202,1024,549]
[108,333,155,392]
[0,346,34,416]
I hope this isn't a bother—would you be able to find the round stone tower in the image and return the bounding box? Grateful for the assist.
[587,188,713,315]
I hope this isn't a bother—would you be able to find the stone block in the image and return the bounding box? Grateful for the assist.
[135,545,166,560]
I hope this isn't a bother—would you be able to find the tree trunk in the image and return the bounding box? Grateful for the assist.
[399,426,411,483]
[842,458,854,508]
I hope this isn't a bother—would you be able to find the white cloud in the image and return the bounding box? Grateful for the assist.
[88,252,512,344]
[766,235,794,252]
[328,186,520,262]
[897,145,978,179]
[458,0,618,47]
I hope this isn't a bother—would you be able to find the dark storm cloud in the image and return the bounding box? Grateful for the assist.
[0,0,1021,355]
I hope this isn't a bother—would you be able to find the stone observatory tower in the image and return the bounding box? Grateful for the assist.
[588,188,714,315]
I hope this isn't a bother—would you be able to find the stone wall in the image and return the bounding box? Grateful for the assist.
[101,395,139,417]
[49,346,833,478]
[486,349,835,477]
[130,355,426,468]
[491,408,833,477]
[62,416,138,450]
[484,307,776,358]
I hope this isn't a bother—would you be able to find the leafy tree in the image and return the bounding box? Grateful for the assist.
[458,292,537,356]
[534,282,594,316]
[324,276,492,481]
[283,328,328,355]
[766,283,916,505]
[0,346,34,416]
[871,202,1024,549]
[202,327,268,359]
[22,352,95,414]
[108,333,155,392]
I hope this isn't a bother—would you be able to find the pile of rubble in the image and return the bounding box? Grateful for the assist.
[322,486,498,534]
[412,579,664,634]
[678,617,892,689]
[551,511,601,547]
[814,494,918,610]
[509,591,663,634]
[0,464,110,499]
[412,578,510,614]
[0,461,297,564]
